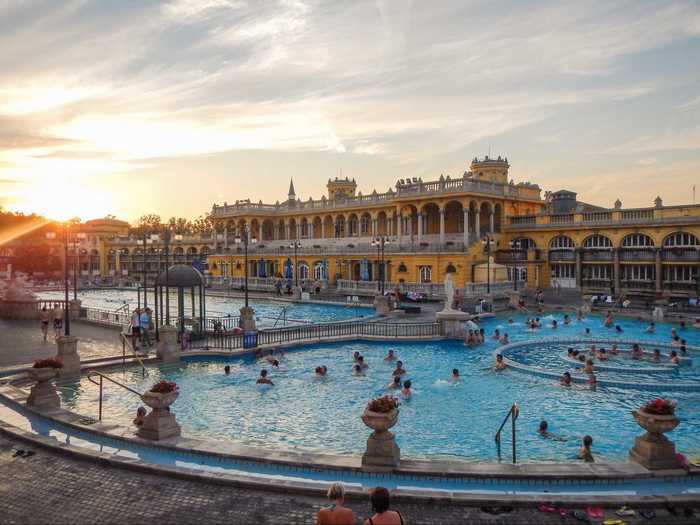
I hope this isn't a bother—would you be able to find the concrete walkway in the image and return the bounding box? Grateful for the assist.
[0,320,123,368]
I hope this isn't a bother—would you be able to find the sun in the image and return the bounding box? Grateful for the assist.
[12,180,116,221]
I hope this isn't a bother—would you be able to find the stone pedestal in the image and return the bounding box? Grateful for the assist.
[68,299,82,320]
[156,325,180,363]
[239,306,257,331]
[506,291,521,309]
[436,310,470,338]
[56,335,80,379]
[26,368,60,409]
[361,409,400,471]
[137,391,181,441]
[629,410,679,470]
[373,295,392,315]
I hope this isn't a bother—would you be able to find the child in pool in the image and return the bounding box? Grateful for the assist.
[670,350,680,365]
[560,372,572,387]
[400,380,412,398]
[383,349,398,361]
[450,368,460,382]
[388,375,401,389]
[494,354,507,371]
[392,361,406,376]
[577,435,595,463]
[256,369,274,385]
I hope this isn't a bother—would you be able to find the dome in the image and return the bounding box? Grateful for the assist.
[156,264,205,287]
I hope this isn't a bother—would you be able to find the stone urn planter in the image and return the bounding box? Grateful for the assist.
[361,403,400,471]
[629,404,680,470]
[26,367,61,409]
[137,388,181,441]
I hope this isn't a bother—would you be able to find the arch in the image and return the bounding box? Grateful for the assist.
[298,261,310,280]
[312,216,323,239]
[187,246,198,255]
[323,215,334,238]
[662,231,699,247]
[120,248,130,255]
[419,265,432,283]
[479,201,492,236]
[583,234,613,249]
[360,213,371,236]
[621,233,654,248]
[444,200,464,234]
[236,219,246,237]
[300,217,309,238]
[288,218,298,240]
[494,202,503,233]
[249,219,260,239]
[261,219,275,241]
[401,204,418,236]
[200,246,209,255]
[347,213,359,237]
[376,211,388,235]
[549,235,575,250]
[511,237,536,250]
[313,260,327,280]
[174,246,185,255]
[420,202,440,235]
[277,219,286,240]
[334,215,346,238]
[445,263,457,273]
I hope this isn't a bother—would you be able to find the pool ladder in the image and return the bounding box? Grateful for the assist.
[494,402,519,463]
[87,371,143,422]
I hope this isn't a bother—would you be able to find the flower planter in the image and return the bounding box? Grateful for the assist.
[26,367,60,409]
[137,390,181,441]
[361,408,400,471]
[629,408,680,470]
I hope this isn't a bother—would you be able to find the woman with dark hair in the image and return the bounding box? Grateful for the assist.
[364,487,404,525]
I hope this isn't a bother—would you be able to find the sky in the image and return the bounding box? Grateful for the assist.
[0,0,699,222]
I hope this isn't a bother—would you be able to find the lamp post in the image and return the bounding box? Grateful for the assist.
[481,235,495,294]
[509,239,521,292]
[142,234,149,309]
[235,225,257,308]
[371,235,391,295]
[289,240,301,288]
[163,230,172,324]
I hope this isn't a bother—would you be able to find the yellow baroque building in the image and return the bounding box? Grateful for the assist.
[206,156,700,299]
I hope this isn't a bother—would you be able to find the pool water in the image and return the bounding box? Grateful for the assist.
[59,312,700,463]
[38,289,372,327]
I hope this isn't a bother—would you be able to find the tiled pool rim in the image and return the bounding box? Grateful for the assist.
[1,337,699,502]
[497,337,700,392]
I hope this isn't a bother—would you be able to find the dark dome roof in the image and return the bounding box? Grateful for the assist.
[156,264,204,287]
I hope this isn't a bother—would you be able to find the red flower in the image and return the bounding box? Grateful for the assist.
[642,398,676,415]
[367,395,399,413]
[33,357,63,369]
[150,380,178,394]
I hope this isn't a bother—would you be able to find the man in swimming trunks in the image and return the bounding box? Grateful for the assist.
[387,375,401,389]
[392,361,406,376]
[256,369,274,385]
[560,372,572,386]
[383,350,397,362]
[494,354,507,371]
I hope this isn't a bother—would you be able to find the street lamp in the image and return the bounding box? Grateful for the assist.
[481,235,496,294]
[508,239,521,291]
[371,235,391,295]
[235,226,257,308]
[289,240,302,287]
[46,225,71,336]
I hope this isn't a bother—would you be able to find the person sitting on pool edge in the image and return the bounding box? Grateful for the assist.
[670,350,680,365]
[224,365,231,375]
[317,482,355,525]
[256,369,274,385]
[363,486,404,525]
[560,372,572,387]
[133,406,147,427]
[388,375,401,389]
[392,361,406,376]
[400,380,412,398]
[383,349,397,362]
[494,354,507,371]
[577,435,595,463]
[450,369,460,382]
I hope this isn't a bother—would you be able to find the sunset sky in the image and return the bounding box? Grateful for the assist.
[0,0,699,222]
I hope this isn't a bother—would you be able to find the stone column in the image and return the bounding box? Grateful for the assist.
[397,214,403,244]
[224,226,228,249]
[156,325,181,363]
[489,210,494,234]
[463,209,470,246]
[297,223,303,240]
[575,249,582,289]
[417,213,423,243]
[474,212,480,240]
[56,335,80,378]
[285,223,291,240]
[613,248,621,295]
[655,248,662,293]
[371,218,377,237]
[439,209,445,245]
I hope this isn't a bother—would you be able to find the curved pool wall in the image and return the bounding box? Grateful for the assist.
[1,389,699,501]
[497,337,700,392]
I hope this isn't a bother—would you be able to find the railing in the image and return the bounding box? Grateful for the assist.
[620,249,656,261]
[120,332,147,377]
[550,214,573,224]
[548,250,576,261]
[582,211,612,222]
[508,215,536,225]
[86,371,143,422]
[662,248,700,261]
[581,250,613,261]
[494,402,519,464]
[82,307,132,327]
[335,280,515,297]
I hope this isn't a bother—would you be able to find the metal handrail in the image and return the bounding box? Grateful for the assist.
[86,370,143,421]
[120,331,148,378]
[272,306,289,328]
[494,402,519,463]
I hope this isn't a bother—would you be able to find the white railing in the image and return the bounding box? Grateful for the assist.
[335,279,515,297]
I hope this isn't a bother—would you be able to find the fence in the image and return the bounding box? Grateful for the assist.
[82,307,132,327]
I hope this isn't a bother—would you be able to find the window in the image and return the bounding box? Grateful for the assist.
[512,237,536,250]
[621,265,654,281]
[585,265,612,279]
[549,236,575,250]
[398,263,407,273]
[300,221,309,238]
[419,265,432,283]
[622,234,654,248]
[551,263,575,278]
[663,265,698,282]
[508,267,528,281]
[663,232,699,247]
[583,234,613,249]
[360,215,370,235]
[445,263,457,273]
[298,263,309,280]
[313,261,326,280]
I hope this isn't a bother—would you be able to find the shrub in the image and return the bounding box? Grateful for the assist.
[150,380,178,394]
[366,395,399,413]
[33,357,63,369]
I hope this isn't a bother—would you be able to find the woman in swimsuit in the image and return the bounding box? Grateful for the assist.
[316,482,354,525]
[363,487,404,525]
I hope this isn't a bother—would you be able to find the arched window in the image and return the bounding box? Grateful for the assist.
[622,234,654,248]
[549,236,575,250]
[348,216,359,236]
[398,262,407,273]
[445,263,457,273]
[298,263,309,280]
[419,265,432,283]
[313,261,326,280]
[360,215,370,235]
[663,232,699,248]
[511,237,536,250]
[582,234,612,249]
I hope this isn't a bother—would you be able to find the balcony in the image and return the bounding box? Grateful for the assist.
[620,249,656,261]
[581,279,612,290]
[581,250,613,262]
[549,250,576,262]
[662,248,700,262]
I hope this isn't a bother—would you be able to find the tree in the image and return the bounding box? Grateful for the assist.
[134,214,163,235]
[13,244,61,275]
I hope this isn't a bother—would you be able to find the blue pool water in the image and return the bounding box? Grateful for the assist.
[39,289,372,326]
[59,312,700,463]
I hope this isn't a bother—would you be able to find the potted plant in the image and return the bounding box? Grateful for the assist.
[632,398,679,436]
[362,395,399,432]
[141,380,179,411]
[28,357,63,382]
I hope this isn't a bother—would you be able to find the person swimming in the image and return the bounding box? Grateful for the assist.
[494,354,507,371]
[388,375,401,389]
[492,328,501,341]
[357,355,369,369]
[680,343,687,355]
[583,359,595,375]
[631,344,643,360]
[670,350,680,365]
[646,322,655,333]
[584,328,591,336]
[596,348,607,361]
[563,314,571,325]
[578,354,586,363]
[392,361,406,376]
[400,380,412,398]
[651,349,661,362]
[256,369,274,385]
[264,356,280,367]
[224,365,231,375]
[615,325,623,333]
[572,349,580,358]
[449,368,460,382]
[551,319,558,329]
[315,365,328,377]
[671,328,678,339]
[508,318,514,325]
[560,372,572,386]
[567,348,574,358]
[352,364,364,376]
[383,349,398,361]
[499,333,509,345]
[538,420,568,441]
